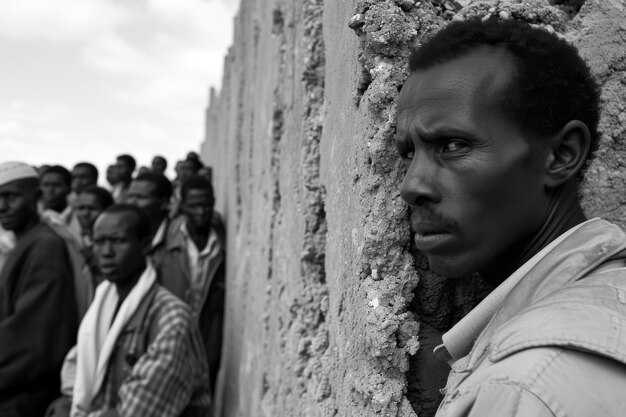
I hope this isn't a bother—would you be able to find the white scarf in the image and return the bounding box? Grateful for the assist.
[71,261,157,417]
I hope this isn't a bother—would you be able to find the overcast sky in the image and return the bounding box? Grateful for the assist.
[0,0,239,180]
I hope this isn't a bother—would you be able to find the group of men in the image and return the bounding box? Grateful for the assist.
[0,152,224,417]
[1,16,625,417]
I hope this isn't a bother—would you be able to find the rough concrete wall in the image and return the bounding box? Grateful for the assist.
[201,1,626,416]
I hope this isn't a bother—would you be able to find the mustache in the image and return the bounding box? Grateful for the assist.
[410,208,458,230]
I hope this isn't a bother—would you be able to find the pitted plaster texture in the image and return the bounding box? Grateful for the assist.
[201,0,626,416]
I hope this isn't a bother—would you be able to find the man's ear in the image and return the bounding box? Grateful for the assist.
[544,120,591,188]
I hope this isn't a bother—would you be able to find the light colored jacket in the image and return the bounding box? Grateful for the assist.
[436,219,626,417]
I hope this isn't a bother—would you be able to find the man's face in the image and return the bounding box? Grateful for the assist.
[151,157,166,174]
[75,193,105,232]
[396,47,550,278]
[41,172,70,211]
[72,166,96,193]
[179,161,196,181]
[0,180,38,232]
[116,160,133,182]
[126,180,165,221]
[92,211,146,283]
[181,189,214,230]
[106,166,119,186]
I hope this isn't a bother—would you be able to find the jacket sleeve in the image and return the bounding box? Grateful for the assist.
[116,306,210,417]
[441,382,556,417]
[0,236,77,389]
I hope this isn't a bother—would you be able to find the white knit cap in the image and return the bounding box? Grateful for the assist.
[0,162,39,187]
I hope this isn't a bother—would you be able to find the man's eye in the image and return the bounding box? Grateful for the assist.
[404,151,415,160]
[441,140,469,154]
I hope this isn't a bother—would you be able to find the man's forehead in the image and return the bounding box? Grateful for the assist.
[130,180,155,193]
[399,47,516,109]
[94,211,134,232]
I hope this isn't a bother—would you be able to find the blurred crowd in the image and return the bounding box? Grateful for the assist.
[0,152,224,417]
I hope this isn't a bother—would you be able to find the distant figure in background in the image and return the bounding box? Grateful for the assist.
[112,154,136,203]
[126,172,172,266]
[0,162,78,417]
[48,204,212,417]
[71,163,98,197]
[76,186,114,246]
[67,162,99,242]
[105,164,119,191]
[75,185,114,289]
[170,157,202,218]
[197,166,213,185]
[159,175,225,393]
[151,155,168,175]
[138,166,150,175]
[40,165,73,223]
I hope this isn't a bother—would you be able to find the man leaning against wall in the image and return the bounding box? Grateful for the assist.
[396,19,626,417]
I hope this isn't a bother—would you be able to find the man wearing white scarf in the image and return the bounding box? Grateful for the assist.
[50,204,211,417]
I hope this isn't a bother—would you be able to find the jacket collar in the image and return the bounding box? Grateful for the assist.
[435,218,626,364]
[166,219,224,255]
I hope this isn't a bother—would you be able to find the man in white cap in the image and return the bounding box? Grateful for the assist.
[0,161,78,417]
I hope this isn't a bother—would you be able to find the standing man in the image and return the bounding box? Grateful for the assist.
[52,204,211,417]
[74,185,114,289]
[71,163,98,199]
[41,165,73,223]
[112,154,136,203]
[150,155,168,175]
[126,172,172,266]
[67,162,99,243]
[396,19,625,416]
[158,175,225,392]
[0,162,77,417]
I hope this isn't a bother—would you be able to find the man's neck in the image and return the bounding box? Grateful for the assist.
[481,183,586,287]
[150,213,167,244]
[46,202,68,214]
[114,264,145,304]
[14,215,40,240]
[186,220,210,251]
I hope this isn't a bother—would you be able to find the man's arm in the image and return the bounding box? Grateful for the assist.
[0,236,77,389]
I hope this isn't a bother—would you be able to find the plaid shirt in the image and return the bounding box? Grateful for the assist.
[88,286,211,417]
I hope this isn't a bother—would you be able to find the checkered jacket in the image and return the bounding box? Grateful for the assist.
[88,285,212,417]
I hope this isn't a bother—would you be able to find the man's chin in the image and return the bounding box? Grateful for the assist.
[428,256,476,279]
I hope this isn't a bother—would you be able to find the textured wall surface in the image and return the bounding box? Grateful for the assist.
[201,1,626,416]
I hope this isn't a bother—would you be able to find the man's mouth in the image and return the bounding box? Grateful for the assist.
[412,222,454,251]
[100,264,117,274]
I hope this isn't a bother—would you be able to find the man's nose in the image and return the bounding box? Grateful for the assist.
[101,241,114,256]
[400,152,440,206]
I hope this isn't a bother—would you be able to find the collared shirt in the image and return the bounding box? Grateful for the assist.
[434,219,594,364]
[151,218,168,251]
[179,222,220,313]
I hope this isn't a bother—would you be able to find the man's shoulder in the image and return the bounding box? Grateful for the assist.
[147,285,193,327]
[18,222,66,251]
[488,273,626,367]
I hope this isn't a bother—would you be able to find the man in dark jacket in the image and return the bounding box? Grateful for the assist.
[0,161,78,417]
[158,175,225,393]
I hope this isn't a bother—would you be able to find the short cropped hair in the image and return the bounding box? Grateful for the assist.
[80,185,114,209]
[116,154,137,172]
[73,162,99,182]
[133,172,172,201]
[181,175,214,203]
[101,204,151,241]
[409,19,601,178]
[42,165,72,187]
[152,155,167,169]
